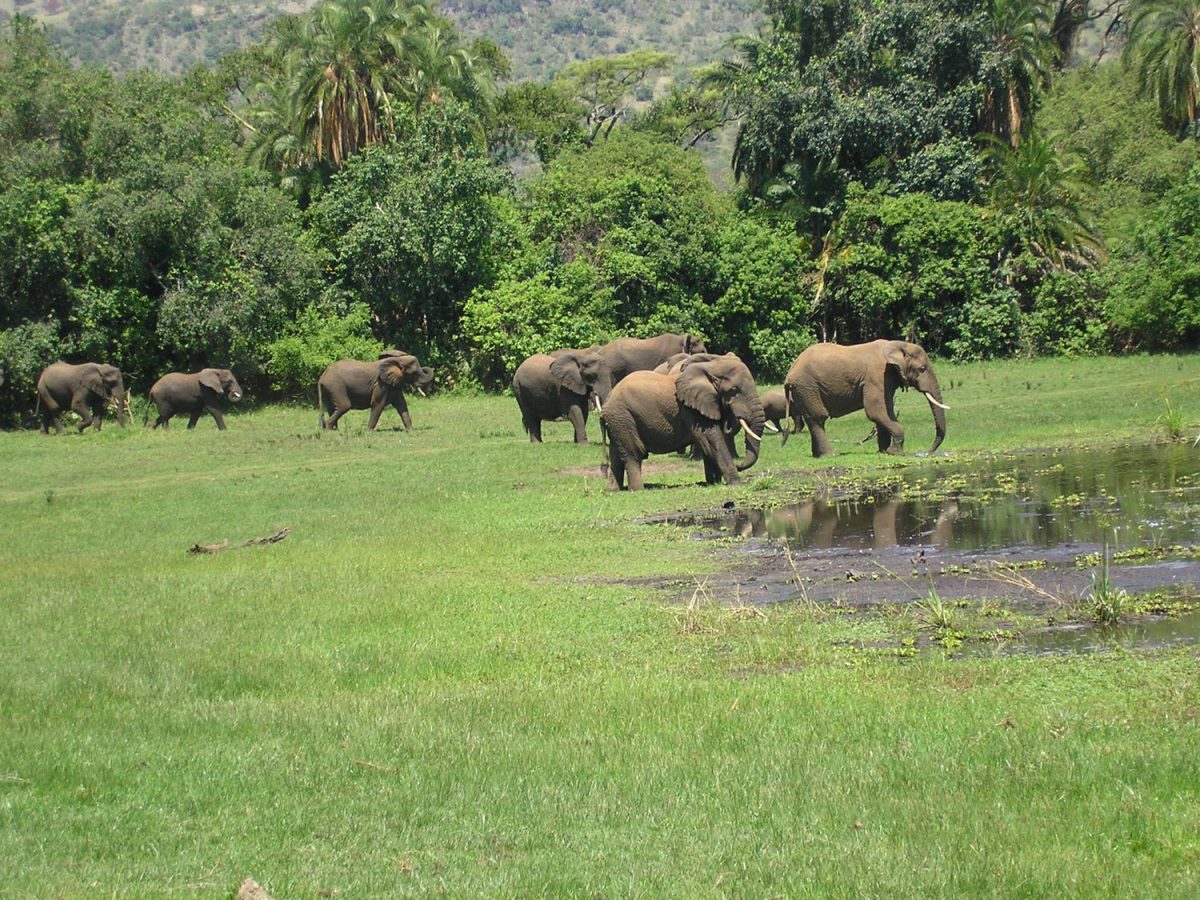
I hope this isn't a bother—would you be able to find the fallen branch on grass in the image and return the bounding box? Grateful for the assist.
[188,528,290,554]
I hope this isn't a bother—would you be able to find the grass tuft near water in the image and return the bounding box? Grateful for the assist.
[1,354,1199,895]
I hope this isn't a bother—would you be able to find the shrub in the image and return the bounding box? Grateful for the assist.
[264,303,384,399]
[0,319,65,426]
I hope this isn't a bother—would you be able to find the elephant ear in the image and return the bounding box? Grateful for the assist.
[676,364,722,420]
[684,334,707,354]
[199,369,223,392]
[80,366,106,398]
[884,342,908,371]
[548,354,587,395]
[378,354,419,387]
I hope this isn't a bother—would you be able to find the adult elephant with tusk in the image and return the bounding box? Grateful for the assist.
[548,333,707,417]
[783,339,948,457]
[600,353,765,491]
[36,361,128,434]
[149,368,243,430]
[318,351,434,431]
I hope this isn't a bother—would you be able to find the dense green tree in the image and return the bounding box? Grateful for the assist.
[245,0,500,179]
[982,130,1102,270]
[979,0,1059,146]
[1124,0,1200,136]
[728,0,1004,242]
[308,105,512,361]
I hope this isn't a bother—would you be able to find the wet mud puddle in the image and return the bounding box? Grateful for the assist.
[666,443,1200,653]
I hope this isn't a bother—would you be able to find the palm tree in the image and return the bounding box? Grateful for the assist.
[982,132,1103,270]
[245,0,497,173]
[980,0,1059,147]
[1124,0,1200,136]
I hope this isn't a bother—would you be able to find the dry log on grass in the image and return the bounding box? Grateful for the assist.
[188,528,290,554]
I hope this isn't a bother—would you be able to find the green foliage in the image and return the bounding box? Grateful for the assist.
[1104,162,1200,349]
[308,105,513,360]
[0,319,62,426]
[461,268,615,388]
[1123,0,1200,136]
[1020,269,1109,355]
[1038,64,1199,247]
[264,302,384,397]
[824,188,1015,356]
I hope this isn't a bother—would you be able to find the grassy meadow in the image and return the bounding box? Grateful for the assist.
[1,354,1199,896]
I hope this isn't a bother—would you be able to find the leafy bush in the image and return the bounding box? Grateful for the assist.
[1104,164,1200,350]
[264,303,384,399]
[461,266,615,389]
[1021,271,1110,356]
[0,319,64,425]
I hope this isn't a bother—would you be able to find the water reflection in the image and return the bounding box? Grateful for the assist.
[704,443,1200,553]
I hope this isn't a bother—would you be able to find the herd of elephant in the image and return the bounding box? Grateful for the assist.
[31,351,433,435]
[32,335,949,493]
[513,333,949,490]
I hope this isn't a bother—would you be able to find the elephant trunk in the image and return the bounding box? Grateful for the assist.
[924,379,947,454]
[735,406,765,472]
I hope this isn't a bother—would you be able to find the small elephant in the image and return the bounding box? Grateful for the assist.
[149,368,243,430]
[318,351,433,431]
[760,389,792,445]
[600,354,766,491]
[36,361,128,434]
[512,350,593,444]
[783,339,948,457]
[548,333,707,412]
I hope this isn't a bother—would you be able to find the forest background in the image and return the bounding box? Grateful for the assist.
[1,0,1199,425]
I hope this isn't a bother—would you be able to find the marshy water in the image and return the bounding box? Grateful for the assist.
[690,442,1200,554]
[669,442,1200,654]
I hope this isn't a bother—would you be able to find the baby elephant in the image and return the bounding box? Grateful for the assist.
[149,368,243,430]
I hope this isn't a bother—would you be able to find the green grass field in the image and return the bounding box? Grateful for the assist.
[2,354,1199,896]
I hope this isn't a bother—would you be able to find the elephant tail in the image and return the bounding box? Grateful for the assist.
[317,382,325,429]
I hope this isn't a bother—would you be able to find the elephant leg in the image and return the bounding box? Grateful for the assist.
[187,410,202,429]
[71,396,94,432]
[525,415,543,443]
[325,406,347,430]
[153,414,169,429]
[870,394,904,454]
[625,457,645,491]
[806,415,835,457]
[565,404,588,444]
[390,394,412,431]
[208,406,227,431]
[606,454,626,491]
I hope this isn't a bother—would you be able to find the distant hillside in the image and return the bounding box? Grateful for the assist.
[0,0,760,79]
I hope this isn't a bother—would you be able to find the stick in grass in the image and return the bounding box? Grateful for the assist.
[188,528,290,554]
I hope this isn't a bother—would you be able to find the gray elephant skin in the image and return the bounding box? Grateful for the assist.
[36,361,128,434]
[548,333,706,411]
[600,354,765,490]
[783,339,948,457]
[149,368,243,430]
[318,351,433,431]
[760,388,791,445]
[512,350,593,444]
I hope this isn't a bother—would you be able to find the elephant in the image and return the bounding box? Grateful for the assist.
[548,333,707,413]
[318,351,433,431]
[149,368,243,430]
[512,349,594,444]
[783,339,948,458]
[36,361,128,434]
[600,353,765,491]
[760,389,791,445]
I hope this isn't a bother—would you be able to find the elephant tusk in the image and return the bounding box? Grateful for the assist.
[762,421,780,434]
[923,392,950,411]
[416,387,427,398]
[739,418,763,442]
[593,395,603,414]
